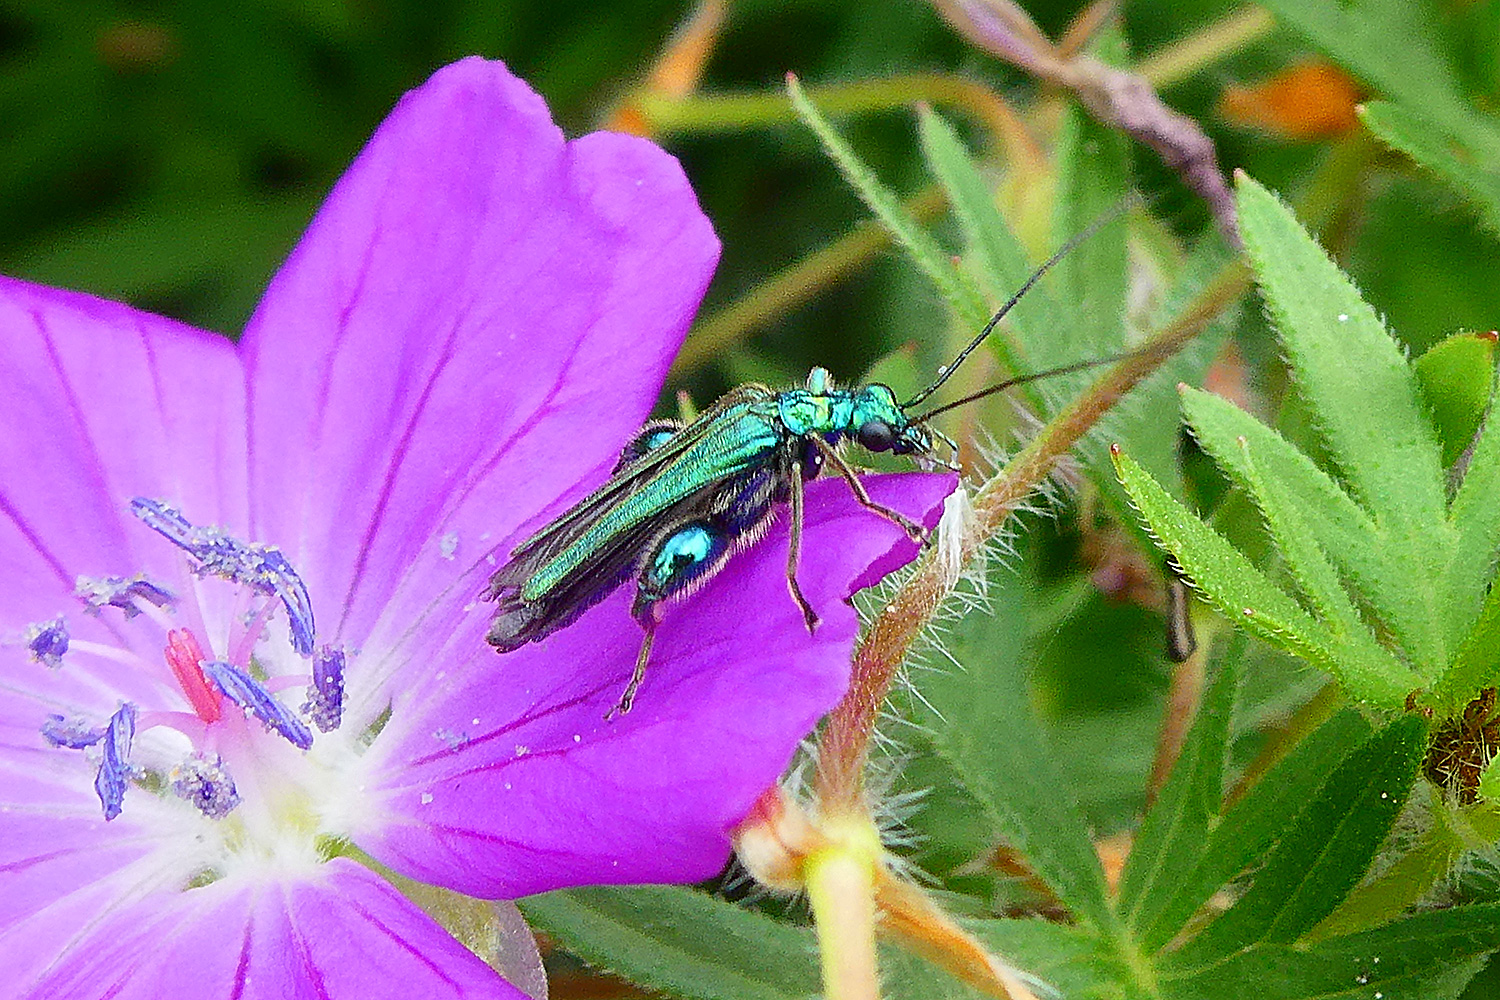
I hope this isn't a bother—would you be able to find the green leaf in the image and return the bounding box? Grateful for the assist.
[1049,103,1129,361]
[1179,385,1423,663]
[1313,794,1466,938]
[518,886,819,1000]
[1413,332,1499,469]
[1162,904,1500,1000]
[1430,581,1500,714]
[1141,707,1374,952]
[1446,383,1500,643]
[1169,716,1427,971]
[886,919,1138,1000]
[1113,448,1407,703]
[919,564,1116,932]
[787,76,989,330]
[1235,437,1415,689]
[1361,101,1500,236]
[914,106,1067,364]
[1237,173,1453,669]
[1254,0,1500,160]
[1117,636,1241,936]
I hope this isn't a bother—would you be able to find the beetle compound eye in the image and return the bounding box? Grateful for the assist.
[857,420,896,452]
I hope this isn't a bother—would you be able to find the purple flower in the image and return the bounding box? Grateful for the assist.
[0,59,952,998]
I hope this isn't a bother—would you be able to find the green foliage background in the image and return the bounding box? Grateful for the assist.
[5,1,1499,998]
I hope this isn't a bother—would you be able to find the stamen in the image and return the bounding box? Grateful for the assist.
[169,753,241,819]
[41,713,105,749]
[74,574,174,618]
[164,630,222,724]
[201,660,314,750]
[130,499,316,656]
[303,646,345,733]
[94,703,137,821]
[25,617,69,668]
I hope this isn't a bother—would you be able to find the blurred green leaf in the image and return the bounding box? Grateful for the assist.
[1118,635,1241,940]
[919,564,1116,933]
[519,886,818,1000]
[1255,0,1500,159]
[1361,102,1500,236]
[914,105,1064,368]
[1168,715,1427,970]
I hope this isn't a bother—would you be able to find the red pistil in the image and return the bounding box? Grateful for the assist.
[165,629,222,723]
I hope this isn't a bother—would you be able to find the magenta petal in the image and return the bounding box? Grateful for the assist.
[21,859,524,1000]
[361,473,953,898]
[241,58,719,654]
[0,277,247,708]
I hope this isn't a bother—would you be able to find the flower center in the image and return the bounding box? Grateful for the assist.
[27,499,352,870]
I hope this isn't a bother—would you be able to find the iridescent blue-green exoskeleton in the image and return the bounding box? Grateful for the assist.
[486,214,1127,716]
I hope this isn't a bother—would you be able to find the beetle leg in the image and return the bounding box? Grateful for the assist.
[787,459,820,634]
[811,436,927,543]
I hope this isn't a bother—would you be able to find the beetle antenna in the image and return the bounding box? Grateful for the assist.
[909,344,1167,423]
[900,196,1135,410]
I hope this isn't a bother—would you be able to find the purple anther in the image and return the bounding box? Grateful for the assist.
[41,713,105,749]
[201,660,314,750]
[129,499,316,656]
[25,617,69,668]
[303,646,346,733]
[94,703,137,821]
[170,754,241,819]
[74,574,174,618]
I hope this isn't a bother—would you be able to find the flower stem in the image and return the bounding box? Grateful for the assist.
[818,257,1252,809]
[636,73,1035,155]
[805,818,884,1000]
[1135,6,1277,90]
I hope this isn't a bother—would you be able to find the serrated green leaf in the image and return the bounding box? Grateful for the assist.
[1361,101,1500,236]
[1118,634,1242,941]
[885,919,1137,1000]
[1237,174,1453,669]
[1169,716,1427,970]
[1414,332,1498,469]
[1430,581,1500,714]
[1113,448,1406,702]
[787,76,989,330]
[518,886,819,1000]
[1446,392,1500,643]
[919,566,1116,932]
[1236,437,1415,690]
[1140,707,1374,952]
[1162,904,1500,1000]
[1254,0,1499,160]
[1179,385,1425,663]
[914,106,1067,363]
